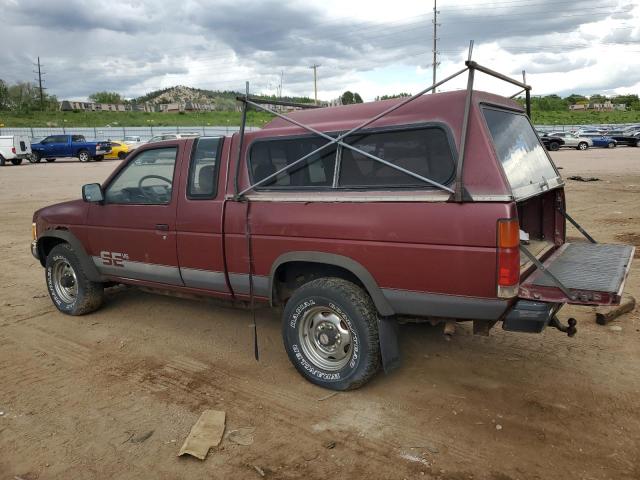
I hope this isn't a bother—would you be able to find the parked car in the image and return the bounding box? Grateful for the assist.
[580,134,617,148]
[146,133,201,144]
[536,131,565,151]
[547,132,593,150]
[606,130,640,147]
[30,135,111,163]
[30,90,635,391]
[575,128,606,136]
[0,135,32,166]
[122,135,143,150]
[105,141,130,160]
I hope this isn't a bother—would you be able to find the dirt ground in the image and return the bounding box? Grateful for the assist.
[1,148,639,480]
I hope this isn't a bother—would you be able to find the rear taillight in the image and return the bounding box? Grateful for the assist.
[497,218,520,298]
[11,147,16,154]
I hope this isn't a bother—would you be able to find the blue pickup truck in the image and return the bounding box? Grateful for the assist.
[30,135,111,163]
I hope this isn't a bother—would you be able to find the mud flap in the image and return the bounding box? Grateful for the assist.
[377,316,401,373]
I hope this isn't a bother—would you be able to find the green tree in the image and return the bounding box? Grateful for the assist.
[565,94,587,105]
[341,91,354,105]
[376,92,411,101]
[89,91,124,104]
[353,92,363,104]
[0,79,8,110]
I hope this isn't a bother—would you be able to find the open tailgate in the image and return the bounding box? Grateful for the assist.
[519,242,635,306]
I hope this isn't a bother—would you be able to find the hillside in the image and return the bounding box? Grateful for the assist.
[132,85,316,111]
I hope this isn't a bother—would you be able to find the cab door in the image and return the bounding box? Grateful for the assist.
[86,144,185,285]
[175,136,231,295]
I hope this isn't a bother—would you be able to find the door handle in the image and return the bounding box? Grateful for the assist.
[155,224,169,231]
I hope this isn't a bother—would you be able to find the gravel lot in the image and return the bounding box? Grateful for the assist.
[1,148,639,479]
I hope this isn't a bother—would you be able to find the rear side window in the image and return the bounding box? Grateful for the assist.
[250,137,337,188]
[339,127,455,188]
[483,108,558,197]
[72,135,86,142]
[187,137,223,199]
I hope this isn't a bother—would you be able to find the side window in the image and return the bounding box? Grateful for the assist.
[250,137,337,189]
[187,137,222,199]
[72,135,86,142]
[338,128,455,188]
[105,147,178,205]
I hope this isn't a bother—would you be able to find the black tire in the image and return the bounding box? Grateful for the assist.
[0,155,5,166]
[11,158,23,165]
[549,141,560,151]
[636,140,640,147]
[30,152,42,163]
[46,158,56,163]
[608,142,616,149]
[282,277,380,391]
[45,243,104,315]
[78,150,90,162]
[94,155,104,162]
[577,142,588,151]
[118,151,127,160]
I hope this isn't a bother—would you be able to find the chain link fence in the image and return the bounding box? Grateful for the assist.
[0,125,260,141]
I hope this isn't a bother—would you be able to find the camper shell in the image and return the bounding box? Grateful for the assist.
[0,135,32,166]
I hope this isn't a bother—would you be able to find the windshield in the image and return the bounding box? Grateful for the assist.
[483,107,559,199]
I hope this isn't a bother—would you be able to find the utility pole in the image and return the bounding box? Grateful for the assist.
[310,64,320,104]
[432,0,440,94]
[34,57,46,110]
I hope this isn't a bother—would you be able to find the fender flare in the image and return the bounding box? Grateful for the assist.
[37,230,104,282]
[268,251,395,316]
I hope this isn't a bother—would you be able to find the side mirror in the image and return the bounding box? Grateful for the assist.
[82,183,104,203]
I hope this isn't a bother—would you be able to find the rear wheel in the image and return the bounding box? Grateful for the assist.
[45,243,104,315]
[94,155,104,162]
[0,155,5,166]
[11,158,23,165]
[118,151,127,160]
[46,158,56,163]
[549,141,560,151]
[608,142,616,149]
[78,150,90,162]
[29,152,42,163]
[577,142,588,150]
[282,277,381,391]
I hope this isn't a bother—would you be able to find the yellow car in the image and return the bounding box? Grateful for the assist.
[105,141,130,160]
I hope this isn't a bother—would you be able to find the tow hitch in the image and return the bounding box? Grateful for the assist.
[549,316,577,337]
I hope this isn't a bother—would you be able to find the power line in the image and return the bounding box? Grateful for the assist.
[33,56,46,110]
[432,0,440,93]
[310,64,320,104]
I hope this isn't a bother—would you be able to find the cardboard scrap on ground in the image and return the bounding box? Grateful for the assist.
[227,427,255,446]
[178,409,226,460]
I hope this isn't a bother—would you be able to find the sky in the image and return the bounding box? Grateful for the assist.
[1,0,639,102]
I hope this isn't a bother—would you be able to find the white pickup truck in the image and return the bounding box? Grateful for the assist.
[0,135,32,166]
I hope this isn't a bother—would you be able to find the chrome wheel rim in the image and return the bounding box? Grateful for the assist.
[52,259,78,303]
[298,306,353,371]
[79,152,89,162]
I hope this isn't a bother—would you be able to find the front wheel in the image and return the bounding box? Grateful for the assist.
[282,277,380,391]
[549,141,560,151]
[608,142,616,149]
[78,150,90,162]
[45,243,104,315]
[577,142,588,151]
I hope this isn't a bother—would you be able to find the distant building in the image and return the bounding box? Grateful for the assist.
[568,101,626,112]
[59,100,217,113]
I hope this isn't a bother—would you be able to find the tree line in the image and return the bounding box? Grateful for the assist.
[0,79,59,112]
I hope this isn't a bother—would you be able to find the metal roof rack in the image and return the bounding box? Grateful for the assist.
[232,41,532,203]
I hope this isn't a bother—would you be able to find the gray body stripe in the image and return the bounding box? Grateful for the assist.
[92,257,182,286]
[180,267,228,291]
[381,288,509,320]
[228,273,270,297]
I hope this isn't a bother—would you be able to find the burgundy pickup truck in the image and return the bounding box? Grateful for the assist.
[31,89,635,390]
